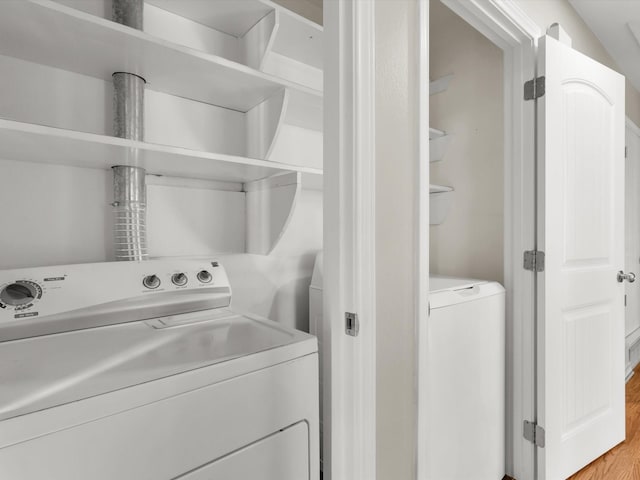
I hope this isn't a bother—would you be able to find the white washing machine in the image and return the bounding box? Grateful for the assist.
[426,276,505,480]
[0,259,319,480]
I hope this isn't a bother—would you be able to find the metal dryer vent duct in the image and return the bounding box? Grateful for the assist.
[112,0,143,30]
[111,0,148,261]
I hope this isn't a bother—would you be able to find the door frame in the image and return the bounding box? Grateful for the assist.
[326,1,544,479]
[421,1,541,479]
[324,1,377,479]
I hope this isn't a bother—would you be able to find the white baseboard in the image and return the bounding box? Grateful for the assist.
[626,369,634,383]
[625,333,640,382]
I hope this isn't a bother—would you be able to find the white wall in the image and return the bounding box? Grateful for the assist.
[0,3,322,330]
[0,159,114,269]
[375,1,419,478]
[429,0,504,284]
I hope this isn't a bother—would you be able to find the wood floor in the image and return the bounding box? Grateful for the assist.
[568,368,640,479]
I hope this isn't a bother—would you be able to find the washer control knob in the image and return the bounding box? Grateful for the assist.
[197,270,212,284]
[143,275,161,290]
[0,282,38,307]
[171,273,188,286]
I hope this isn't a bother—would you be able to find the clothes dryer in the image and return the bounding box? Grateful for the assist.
[0,259,318,480]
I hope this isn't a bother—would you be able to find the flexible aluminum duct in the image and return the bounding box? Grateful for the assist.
[112,166,148,261]
[111,0,148,261]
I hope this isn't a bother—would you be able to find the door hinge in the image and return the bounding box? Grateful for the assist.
[345,312,359,337]
[524,76,546,100]
[523,420,546,448]
[625,146,628,158]
[523,250,545,272]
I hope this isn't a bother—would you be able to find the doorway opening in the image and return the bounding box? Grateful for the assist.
[423,3,630,480]
[426,2,506,479]
[625,118,640,380]
[420,1,539,479]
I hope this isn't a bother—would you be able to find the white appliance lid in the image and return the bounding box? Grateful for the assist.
[429,275,505,309]
[430,275,489,292]
[0,310,316,422]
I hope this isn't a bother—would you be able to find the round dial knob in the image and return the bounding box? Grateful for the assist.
[0,281,40,307]
[171,273,188,286]
[197,270,212,284]
[142,275,161,289]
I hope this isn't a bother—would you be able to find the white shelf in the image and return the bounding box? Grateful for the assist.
[148,0,323,70]
[147,0,274,37]
[429,184,454,225]
[429,127,446,139]
[430,184,454,193]
[246,170,321,255]
[0,0,322,114]
[270,6,323,70]
[429,128,451,163]
[430,74,454,96]
[0,119,323,183]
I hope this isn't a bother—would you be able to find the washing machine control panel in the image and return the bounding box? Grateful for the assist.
[0,259,231,340]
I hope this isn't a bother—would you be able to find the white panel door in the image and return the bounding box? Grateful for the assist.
[537,35,626,480]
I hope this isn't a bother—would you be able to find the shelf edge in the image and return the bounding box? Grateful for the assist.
[0,118,323,176]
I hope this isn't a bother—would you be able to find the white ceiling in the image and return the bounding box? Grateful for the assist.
[569,0,640,93]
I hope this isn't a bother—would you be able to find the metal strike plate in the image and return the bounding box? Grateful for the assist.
[345,312,359,337]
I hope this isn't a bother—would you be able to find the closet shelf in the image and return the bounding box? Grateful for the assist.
[148,0,323,70]
[430,74,454,96]
[270,6,323,70]
[429,184,454,225]
[0,119,323,183]
[0,0,322,114]
[147,0,275,38]
[429,128,452,163]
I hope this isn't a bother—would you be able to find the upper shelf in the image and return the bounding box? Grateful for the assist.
[267,5,323,70]
[0,0,322,114]
[429,128,451,163]
[147,0,274,37]
[0,118,322,183]
[148,0,323,70]
[430,74,454,96]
